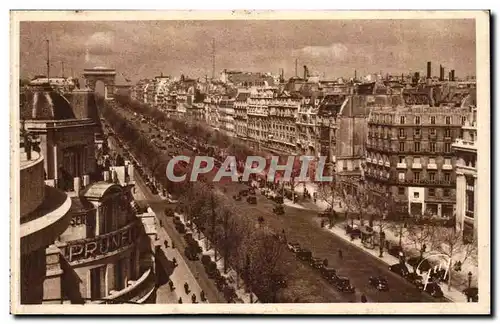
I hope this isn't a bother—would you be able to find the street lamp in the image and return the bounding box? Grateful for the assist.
[468,271,472,289]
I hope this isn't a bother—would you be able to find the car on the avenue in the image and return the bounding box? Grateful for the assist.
[406,273,424,290]
[273,204,285,215]
[184,246,199,261]
[368,276,389,291]
[320,267,338,283]
[296,249,312,262]
[423,282,444,298]
[389,263,410,277]
[309,257,325,270]
[388,245,405,259]
[335,277,355,293]
[239,189,249,197]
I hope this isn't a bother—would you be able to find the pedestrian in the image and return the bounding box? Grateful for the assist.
[361,294,367,303]
[338,249,343,260]
[191,293,197,303]
[172,257,177,267]
[168,280,174,291]
[184,282,189,294]
[178,297,183,304]
[200,290,206,301]
[164,240,168,248]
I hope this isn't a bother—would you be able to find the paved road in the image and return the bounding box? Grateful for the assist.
[219,181,447,303]
[106,105,445,303]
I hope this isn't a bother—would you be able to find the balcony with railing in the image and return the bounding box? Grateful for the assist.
[452,138,477,152]
[94,267,156,304]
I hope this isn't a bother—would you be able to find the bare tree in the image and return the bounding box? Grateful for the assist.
[433,224,478,291]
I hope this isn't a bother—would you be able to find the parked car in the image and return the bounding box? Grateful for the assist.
[296,249,313,262]
[321,267,338,283]
[335,277,355,293]
[406,273,424,290]
[368,276,389,291]
[407,256,431,272]
[239,190,249,197]
[247,196,257,204]
[345,225,361,238]
[287,242,301,253]
[201,254,212,266]
[309,257,325,270]
[424,282,444,298]
[388,245,405,259]
[184,246,199,261]
[274,195,284,204]
[463,287,479,302]
[389,263,410,278]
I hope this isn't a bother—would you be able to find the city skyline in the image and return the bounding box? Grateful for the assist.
[20,19,476,82]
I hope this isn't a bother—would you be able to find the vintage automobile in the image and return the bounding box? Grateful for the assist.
[389,263,410,278]
[406,273,424,290]
[335,277,356,293]
[407,256,432,272]
[184,246,199,261]
[296,249,313,262]
[274,195,284,204]
[368,276,389,291]
[239,189,249,197]
[423,282,444,298]
[273,204,285,215]
[321,267,338,283]
[287,242,301,253]
[309,257,325,270]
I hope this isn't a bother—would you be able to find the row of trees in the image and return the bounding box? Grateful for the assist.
[104,97,289,302]
[178,182,287,302]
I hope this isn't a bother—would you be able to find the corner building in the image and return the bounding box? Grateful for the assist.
[366,105,469,218]
[20,84,157,304]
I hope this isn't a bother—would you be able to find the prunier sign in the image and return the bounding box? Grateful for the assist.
[64,221,140,264]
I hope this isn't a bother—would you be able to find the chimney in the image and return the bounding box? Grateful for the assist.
[439,65,444,81]
[103,170,110,182]
[83,174,90,187]
[451,70,455,82]
[73,176,82,195]
[427,61,432,79]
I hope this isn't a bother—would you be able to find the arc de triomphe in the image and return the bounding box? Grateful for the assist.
[83,67,116,100]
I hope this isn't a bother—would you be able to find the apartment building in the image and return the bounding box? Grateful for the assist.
[453,106,478,239]
[20,84,157,304]
[365,105,469,218]
[247,88,274,151]
[267,93,300,154]
[234,90,250,140]
[218,96,236,137]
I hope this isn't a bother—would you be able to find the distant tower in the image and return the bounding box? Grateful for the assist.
[451,69,455,82]
[439,65,445,81]
[427,61,432,79]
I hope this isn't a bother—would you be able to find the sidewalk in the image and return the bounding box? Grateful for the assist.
[291,182,475,303]
[132,181,207,304]
[175,212,259,303]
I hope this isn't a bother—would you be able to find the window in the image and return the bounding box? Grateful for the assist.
[429,188,435,196]
[430,128,436,135]
[399,156,405,164]
[414,192,420,198]
[462,116,467,125]
[444,173,451,182]
[445,143,451,152]
[414,142,421,152]
[430,142,436,153]
[430,116,436,125]
[414,172,420,182]
[399,128,405,137]
[415,116,421,125]
[445,128,451,138]
[414,128,421,136]
[445,116,451,125]
[400,116,406,124]
[444,158,451,165]
[399,142,405,151]
[398,187,405,195]
[429,172,435,181]
[414,157,421,164]
[470,132,475,142]
[444,189,450,197]
[90,266,106,301]
[398,172,405,181]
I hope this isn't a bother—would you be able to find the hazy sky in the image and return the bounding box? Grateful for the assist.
[19,19,476,82]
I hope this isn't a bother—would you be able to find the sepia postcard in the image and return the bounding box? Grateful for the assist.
[10,10,490,315]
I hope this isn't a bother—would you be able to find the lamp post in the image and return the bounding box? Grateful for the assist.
[468,271,472,289]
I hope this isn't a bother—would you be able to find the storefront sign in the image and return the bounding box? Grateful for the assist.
[65,221,139,263]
